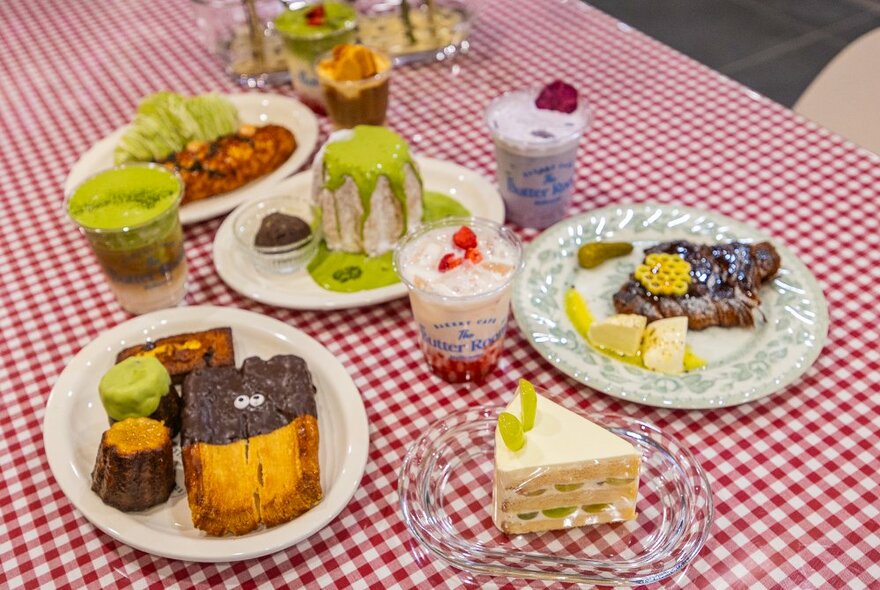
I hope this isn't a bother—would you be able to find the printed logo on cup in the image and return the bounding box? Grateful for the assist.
[504,159,575,206]
[418,317,508,362]
[297,69,319,88]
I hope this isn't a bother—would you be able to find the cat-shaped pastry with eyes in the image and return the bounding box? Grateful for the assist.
[181,355,321,536]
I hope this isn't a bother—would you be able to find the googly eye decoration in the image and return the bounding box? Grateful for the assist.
[249,393,265,407]
[234,395,250,410]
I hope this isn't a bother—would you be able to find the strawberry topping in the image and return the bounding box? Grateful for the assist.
[453,226,478,250]
[465,248,483,264]
[535,80,578,113]
[306,5,326,26]
[438,253,463,272]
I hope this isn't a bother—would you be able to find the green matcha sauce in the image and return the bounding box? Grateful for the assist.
[421,191,471,222]
[307,192,470,292]
[68,165,180,230]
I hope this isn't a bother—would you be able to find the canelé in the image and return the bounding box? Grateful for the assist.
[91,417,175,512]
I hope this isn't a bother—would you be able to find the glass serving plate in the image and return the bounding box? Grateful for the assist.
[398,406,713,585]
[356,0,472,65]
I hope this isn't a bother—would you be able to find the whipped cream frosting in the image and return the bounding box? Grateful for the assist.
[487,90,589,151]
[495,389,638,473]
[397,224,519,298]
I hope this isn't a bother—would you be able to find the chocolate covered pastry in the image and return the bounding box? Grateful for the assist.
[181,355,322,536]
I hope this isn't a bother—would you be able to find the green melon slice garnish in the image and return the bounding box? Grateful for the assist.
[605,477,635,485]
[519,378,537,431]
[519,488,546,497]
[498,412,525,451]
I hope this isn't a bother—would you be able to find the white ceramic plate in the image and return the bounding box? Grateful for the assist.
[213,157,506,310]
[64,94,319,225]
[512,203,829,409]
[44,306,368,562]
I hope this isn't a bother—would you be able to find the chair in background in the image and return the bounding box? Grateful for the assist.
[794,28,880,156]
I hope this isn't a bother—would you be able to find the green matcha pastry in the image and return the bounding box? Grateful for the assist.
[99,356,171,421]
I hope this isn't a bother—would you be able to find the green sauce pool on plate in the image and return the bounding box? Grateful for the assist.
[307,192,470,293]
[421,191,471,223]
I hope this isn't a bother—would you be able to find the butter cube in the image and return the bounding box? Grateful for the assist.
[588,314,647,356]
[641,317,688,374]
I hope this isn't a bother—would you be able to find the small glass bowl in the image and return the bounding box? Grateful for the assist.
[232,195,320,274]
[355,0,473,65]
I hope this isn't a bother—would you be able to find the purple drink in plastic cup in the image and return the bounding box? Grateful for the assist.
[486,89,590,228]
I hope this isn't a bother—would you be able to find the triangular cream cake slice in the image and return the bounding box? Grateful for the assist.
[493,385,640,534]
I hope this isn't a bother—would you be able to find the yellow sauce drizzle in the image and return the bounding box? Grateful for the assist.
[683,347,707,371]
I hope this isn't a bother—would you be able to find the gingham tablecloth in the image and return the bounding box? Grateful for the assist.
[2,0,879,587]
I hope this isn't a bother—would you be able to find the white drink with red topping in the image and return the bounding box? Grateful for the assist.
[394,218,523,383]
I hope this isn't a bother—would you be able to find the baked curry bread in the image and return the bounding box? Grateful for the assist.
[116,327,235,384]
[181,355,322,536]
[161,124,296,205]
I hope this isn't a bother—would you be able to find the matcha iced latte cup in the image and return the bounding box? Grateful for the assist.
[394,218,523,383]
[66,163,187,315]
[275,2,357,109]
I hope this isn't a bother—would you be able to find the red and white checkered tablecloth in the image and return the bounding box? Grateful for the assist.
[2,0,879,587]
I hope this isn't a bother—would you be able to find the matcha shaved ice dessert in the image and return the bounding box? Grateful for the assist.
[311,125,423,256]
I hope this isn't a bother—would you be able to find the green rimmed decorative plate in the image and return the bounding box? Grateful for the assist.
[511,203,829,409]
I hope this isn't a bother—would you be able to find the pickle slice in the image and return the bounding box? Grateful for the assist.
[577,242,633,269]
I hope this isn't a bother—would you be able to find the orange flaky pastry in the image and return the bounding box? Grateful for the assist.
[317,44,390,81]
